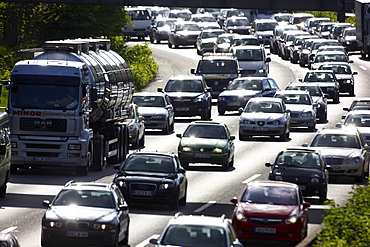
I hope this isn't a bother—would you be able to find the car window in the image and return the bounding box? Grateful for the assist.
[262,80,271,90]
[132,96,165,107]
[124,156,175,173]
[165,80,204,93]
[311,134,360,149]
[183,125,227,139]
[53,189,115,208]
[267,79,279,89]
[227,79,262,90]
[275,94,310,105]
[241,186,297,205]
[304,72,335,82]
[235,49,263,61]
[276,151,322,169]
[197,60,237,74]
[345,114,370,127]
[245,101,282,113]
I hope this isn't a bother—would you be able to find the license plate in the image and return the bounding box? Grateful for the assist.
[253,127,268,131]
[33,157,51,162]
[132,190,153,196]
[227,102,240,106]
[254,227,276,234]
[67,231,88,238]
[300,185,306,190]
[194,153,211,158]
[176,107,189,111]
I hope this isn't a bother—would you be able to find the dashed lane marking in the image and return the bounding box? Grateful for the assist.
[1,226,17,233]
[359,65,367,71]
[194,201,216,213]
[242,174,261,184]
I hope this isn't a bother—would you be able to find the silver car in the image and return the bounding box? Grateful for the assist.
[336,110,370,146]
[238,97,290,141]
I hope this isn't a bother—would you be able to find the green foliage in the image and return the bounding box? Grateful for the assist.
[110,36,158,91]
[314,183,370,247]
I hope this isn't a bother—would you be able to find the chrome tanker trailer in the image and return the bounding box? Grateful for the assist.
[7,38,134,175]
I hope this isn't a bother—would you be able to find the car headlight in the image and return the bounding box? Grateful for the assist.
[301,111,312,117]
[268,120,280,125]
[344,79,352,84]
[93,224,115,230]
[346,157,361,165]
[241,119,251,124]
[285,214,298,224]
[159,183,175,189]
[258,69,266,74]
[258,35,263,39]
[43,221,63,228]
[214,148,224,153]
[182,147,192,152]
[194,95,206,102]
[128,123,136,131]
[152,114,166,119]
[345,40,351,45]
[235,209,247,222]
[311,177,320,184]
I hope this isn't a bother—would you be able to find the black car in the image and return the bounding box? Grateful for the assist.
[159,75,212,120]
[113,152,188,210]
[149,18,177,44]
[41,181,130,247]
[168,21,202,48]
[265,147,329,202]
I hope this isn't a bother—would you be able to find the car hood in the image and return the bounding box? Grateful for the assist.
[240,112,284,120]
[335,74,352,80]
[226,26,251,30]
[180,137,228,148]
[218,90,261,97]
[138,107,168,115]
[238,61,265,70]
[313,147,361,157]
[285,104,313,112]
[46,206,117,222]
[176,30,201,36]
[240,203,296,217]
[311,96,324,104]
[166,92,204,98]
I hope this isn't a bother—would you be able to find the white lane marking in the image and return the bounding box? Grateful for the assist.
[194,201,216,213]
[360,65,367,71]
[242,174,261,184]
[308,204,331,210]
[135,234,160,247]
[290,67,296,72]
[1,226,17,233]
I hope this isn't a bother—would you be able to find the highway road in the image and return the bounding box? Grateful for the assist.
[0,39,369,247]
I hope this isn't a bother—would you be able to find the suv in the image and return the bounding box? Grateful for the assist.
[150,213,243,247]
[0,112,10,198]
[159,75,212,120]
[191,53,240,98]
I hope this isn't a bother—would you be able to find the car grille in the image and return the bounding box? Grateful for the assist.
[290,113,300,118]
[66,222,89,230]
[192,147,214,152]
[250,217,282,225]
[171,97,195,107]
[244,70,257,74]
[205,78,234,91]
[325,157,344,166]
[130,183,157,198]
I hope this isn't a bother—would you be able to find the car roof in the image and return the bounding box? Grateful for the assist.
[315,50,347,55]
[127,151,176,159]
[247,180,299,189]
[319,62,351,67]
[189,120,226,126]
[283,147,321,153]
[287,82,321,88]
[248,97,283,103]
[306,70,335,74]
[168,213,229,227]
[235,76,271,81]
[232,45,264,50]
[254,19,278,23]
[201,53,237,60]
[168,75,204,80]
[346,110,370,115]
[276,90,309,95]
[63,181,114,192]
[316,127,360,135]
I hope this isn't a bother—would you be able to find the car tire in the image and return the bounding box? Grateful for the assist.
[169,121,174,133]
[349,86,355,96]
[138,134,145,148]
[222,161,228,171]
[299,60,305,67]
[0,182,6,198]
[162,121,170,134]
[354,168,365,182]
[201,108,210,120]
[218,108,225,115]
[169,195,179,210]
[228,156,234,168]
[239,133,249,141]
[333,94,340,104]
[155,35,161,44]
[319,187,327,202]
[122,224,129,245]
[132,136,140,149]
[319,112,327,123]
[308,124,316,132]
[168,41,172,48]
[180,187,187,206]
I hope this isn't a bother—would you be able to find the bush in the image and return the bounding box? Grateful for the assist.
[314,182,370,247]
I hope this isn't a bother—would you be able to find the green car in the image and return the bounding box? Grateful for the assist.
[176,121,235,170]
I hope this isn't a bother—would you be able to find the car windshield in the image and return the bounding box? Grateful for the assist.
[176,24,201,31]
[165,79,204,92]
[310,134,360,149]
[197,60,237,74]
[304,72,335,82]
[235,49,263,61]
[345,29,356,36]
[192,16,216,22]
[276,151,322,169]
[320,65,351,74]
[227,79,262,90]
[217,36,233,44]
[256,22,277,31]
[244,101,283,113]
[132,96,165,107]
[123,155,175,173]
[183,125,227,139]
[53,189,115,208]
[344,114,370,127]
[312,42,339,50]
[286,86,322,96]
[226,19,250,26]
[314,54,348,63]
[241,186,297,205]
[161,225,226,247]
[275,94,311,105]
[202,31,224,38]
[232,38,260,46]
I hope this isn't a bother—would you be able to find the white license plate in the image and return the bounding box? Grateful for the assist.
[176,107,189,111]
[254,227,276,234]
[67,231,88,238]
[132,190,153,196]
[33,157,51,162]
[254,127,268,131]
[194,153,211,158]
[227,102,240,106]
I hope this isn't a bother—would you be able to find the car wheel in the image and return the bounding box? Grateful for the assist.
[149,35,154,43]
[168,41,172,48]
[201,108,210,120]
[319,112,327,123]
[138,134,145,147]
[239,133,249,141]
[354,168,365,182]
[0,182,6,198]
[319,187,327,202]
[122,224,129,245]
[162,121,170,134]
[299,60,305,67]
[279,128,288,141]
[111,231,119,247]
[180,186,187,206]
[169,195,179,210]
[155,34,161,44]
[218,108,225,115]
[308,123,316,132]
[197,48,201,55]
[349,86,355,96]
[222,161,228,171]
[169,121,174,133]
[333,94,340,104]
[228,155,234,168]
[131,136,140,149]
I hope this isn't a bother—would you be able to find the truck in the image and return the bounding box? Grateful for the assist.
[356,0,370,57]
[6,38,134,176]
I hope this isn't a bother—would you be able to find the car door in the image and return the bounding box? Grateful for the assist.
[174,156,187,198]
[261,79,274,97]
[164,95,175,125]
[114,187,129,240]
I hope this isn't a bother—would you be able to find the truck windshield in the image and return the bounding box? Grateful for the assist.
[197,60,237,74]
[10,84,79,110]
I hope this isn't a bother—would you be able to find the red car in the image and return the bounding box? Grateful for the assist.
[230,181,310,245]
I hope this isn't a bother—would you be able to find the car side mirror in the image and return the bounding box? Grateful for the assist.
[238,107,244,114]
[265,162,272,167]
[0,144,6,155]
[302,143,309,147]
[119,204,128,211]
[230,197,238,205]
[176,133,182,138]
[157,87,163,92]
[348,60,354,63]
[298,79,303,82]
[335,123,342,128]
[230,135,235,140]
[149,239,158,245]
[353,71,358,75]
[343,107,349,111]
[206,87,212,92]
[113,164,120,170]
[190,68,195,74]
[178,168,186,173]
[266,57,271,62]
[43,200,51,208]
[303,202,311,209]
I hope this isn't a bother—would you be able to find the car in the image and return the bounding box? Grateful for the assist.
[285,82,328,123]
[265,147,329,202]
[228,34,260,52]
[309,50,352,70]
[159,75,212,120]
[328,22,354,40]
[289,35,319,64]
[150,213,243,247]
[230,180,310,245]
[167,9,192,21]
[196,28,226,55]
[0,233,21,247]
[0,112,10,197]
[176,121,235,170]
[314,22,335,39]
[124,103,145,149]
[41,181,130,247]
[343,98,370,112]
[305,127,370,182]
[113,151,188,210]
[168,21,202,48]
[270,12,293,23]
[189,13,218,30]
[318,62,358,96]
[289,12,314,29]
[306,39,342,66]
[223,16,251,35]
[217,77,280,115]
[217,8,240,27]
[132,92,175,134]
[302,17,331,34]
[301,70,340,103]
[336,110,370,145]
[277,30,308,60]
[122,7,151,40]
[298,38,326,67]
[230,45,271,77]
[338,27,360,52]
[190,53,240,98]
[315,45,348,56]
[251,19,278,45]
[149,18,177,43]
[269,24,298,54]
[238,97,290,141]
[274,90,317,131]
[213,33,237,53]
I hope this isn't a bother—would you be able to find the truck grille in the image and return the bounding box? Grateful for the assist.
[20,118,67,132]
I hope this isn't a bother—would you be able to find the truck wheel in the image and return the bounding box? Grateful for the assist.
[92,135,106,171]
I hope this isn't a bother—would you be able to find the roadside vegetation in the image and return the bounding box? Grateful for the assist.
[0,3,158,106]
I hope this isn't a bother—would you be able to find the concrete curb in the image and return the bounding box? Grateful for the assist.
[296,223,325,247]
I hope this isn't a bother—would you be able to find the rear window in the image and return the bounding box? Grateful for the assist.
[197,60,238,74]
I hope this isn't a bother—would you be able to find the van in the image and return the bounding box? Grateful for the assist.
[122,7,151,40]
